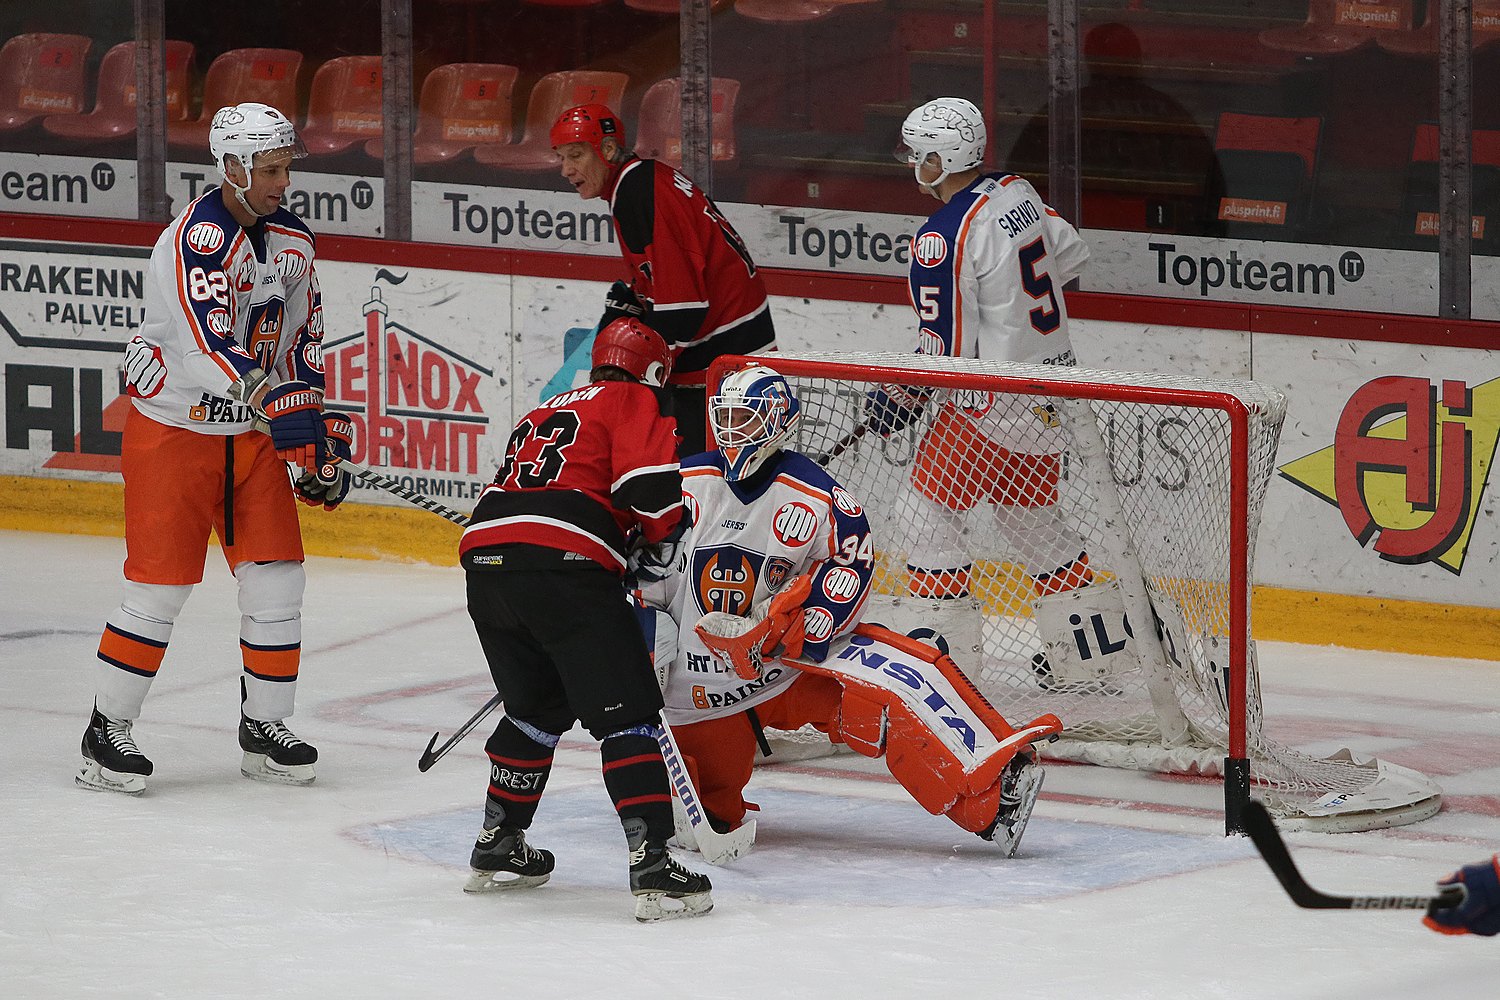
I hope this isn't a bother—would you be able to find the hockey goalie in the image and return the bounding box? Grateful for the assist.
[636,364,1063,856]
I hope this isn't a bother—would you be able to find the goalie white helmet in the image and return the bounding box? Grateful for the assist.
[895,97,987,191]
[709,365,802,482]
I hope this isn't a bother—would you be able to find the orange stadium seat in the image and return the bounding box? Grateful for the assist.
[733,0,877,25]
[41,40,194,142]
[0,32,92,132]
[1259,0,1414,55]
[365,62,519,164]
[168,47,303,153]
[1213,112,1323,238]
[474,69,628,172]
[299,55,384,156]
[1400,123,1500,252]
[634,77,740,171]
[1377,0,1500,55]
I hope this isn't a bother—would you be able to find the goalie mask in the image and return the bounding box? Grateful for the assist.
[710,365,802,482]
[592,317,672,387]
[895,97,986,192]
[209,102,306,217]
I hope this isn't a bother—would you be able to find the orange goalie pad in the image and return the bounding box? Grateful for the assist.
[797,625,1063,819]
[911,404,1061,512]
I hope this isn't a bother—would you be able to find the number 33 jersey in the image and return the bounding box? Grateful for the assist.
[651,450,874,724]
[460,380,683,575]
[908,172,1090,366]
[132,190,323,433]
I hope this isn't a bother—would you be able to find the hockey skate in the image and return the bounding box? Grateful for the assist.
[628,820,713,922]
[77,705,152,795]
[463,825,555,893]
[239,713,318,785]
[979,752,1045,858]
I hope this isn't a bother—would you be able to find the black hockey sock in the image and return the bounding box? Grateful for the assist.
[600,725,674,844]
[482,717,558,830]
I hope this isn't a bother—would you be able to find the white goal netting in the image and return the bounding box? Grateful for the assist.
[734,351,1440,832]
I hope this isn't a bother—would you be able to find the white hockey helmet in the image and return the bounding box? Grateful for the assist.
[209,102,305,205]
[709,364,801,482]
[895,97,986,191]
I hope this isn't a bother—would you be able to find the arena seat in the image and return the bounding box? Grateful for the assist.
[1212,112,1323,238]
[0,32,92,132]
[40,40,193,142]
[169,47,302,153]
[365,62,519,164]
[1259,0,1414,56]
[473,69,628,172]
[1377,0,1500,55]
[1399,123,1500,253]
[634,77,740,171]
[299,55,384,156]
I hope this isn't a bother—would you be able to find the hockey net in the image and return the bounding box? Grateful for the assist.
[714,351,1440,833]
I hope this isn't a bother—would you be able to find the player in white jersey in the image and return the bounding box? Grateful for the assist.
[77,103,350,795]
[639,365,1060,856]
[868,97,1120,688]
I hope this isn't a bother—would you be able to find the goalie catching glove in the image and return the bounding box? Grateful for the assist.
[694,574,813,680]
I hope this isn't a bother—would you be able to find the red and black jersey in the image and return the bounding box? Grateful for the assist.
[459,380,683,574]
[607,157,775,383]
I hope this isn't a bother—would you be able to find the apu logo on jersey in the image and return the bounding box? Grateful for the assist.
[771,501,818,547]
[954,388,995,419]
[913,232,948,268]
[275,248,308,281]
[693,545,762,616]
[683,493,700,526]
[918,328,946,356]
[186,221,224,255]
[206,308,232,336]
[765,556,795,592]
[302,341,325,375]
[831,486,862,517]
[821,567,863,604]
[803,607,836,642]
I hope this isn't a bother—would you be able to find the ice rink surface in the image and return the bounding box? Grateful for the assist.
[3,530,1498,999]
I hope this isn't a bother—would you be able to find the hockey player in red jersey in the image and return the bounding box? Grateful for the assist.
[458,317,713,921]
[551,103,776,456]
[79,102,347,795]
[638,365,1062,857]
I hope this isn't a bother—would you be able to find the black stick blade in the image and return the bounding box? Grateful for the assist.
[417,732,441,773]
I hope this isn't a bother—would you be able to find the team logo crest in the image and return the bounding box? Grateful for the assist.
[771,501,818,547]
[186,221,224,255]
[693,545,764,616]
[913,232,948,268]
[764,556,795,592]
[831,486,862,517]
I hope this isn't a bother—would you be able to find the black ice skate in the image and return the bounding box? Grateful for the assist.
[628,830,714,922]
[239,713,317,785]
[979,752,1045,858]
[463,825,555,894]
[77,705,152,795]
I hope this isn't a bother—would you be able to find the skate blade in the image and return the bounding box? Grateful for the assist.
[462,870,552,894]
[76,758,145,795]
[240,753,315,786]
[993,768,1045,859]
[633,889,714,922]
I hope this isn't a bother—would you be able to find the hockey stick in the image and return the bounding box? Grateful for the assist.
[1242,800,1464,910]
[417,693,502,772]
[815,421,869,466]
[656,720,757,865]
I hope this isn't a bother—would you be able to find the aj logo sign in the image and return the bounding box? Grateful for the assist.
[1278,375,1500,574]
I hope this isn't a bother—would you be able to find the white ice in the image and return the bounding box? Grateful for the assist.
[3,530,1498,999]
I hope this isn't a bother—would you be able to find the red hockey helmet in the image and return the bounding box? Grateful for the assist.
[591,317,672,387]
[550,103,625,160]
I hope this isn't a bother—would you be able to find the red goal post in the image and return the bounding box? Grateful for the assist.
[707,351,1442,834]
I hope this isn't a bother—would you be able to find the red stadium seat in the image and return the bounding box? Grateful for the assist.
[0,32,92,132]
[733,0,876,25]
[634,77,740,171]
[1377,0,1500,55]
[299,55,384,156]
[1259,0,1414,56]
[365,62,519,164]
[169,48,303,154]
[40,40,193,142]
[473,69,628,172]
[1213,112,1323,236]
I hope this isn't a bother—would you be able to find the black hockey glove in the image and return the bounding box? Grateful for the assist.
[600,280,646,328]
